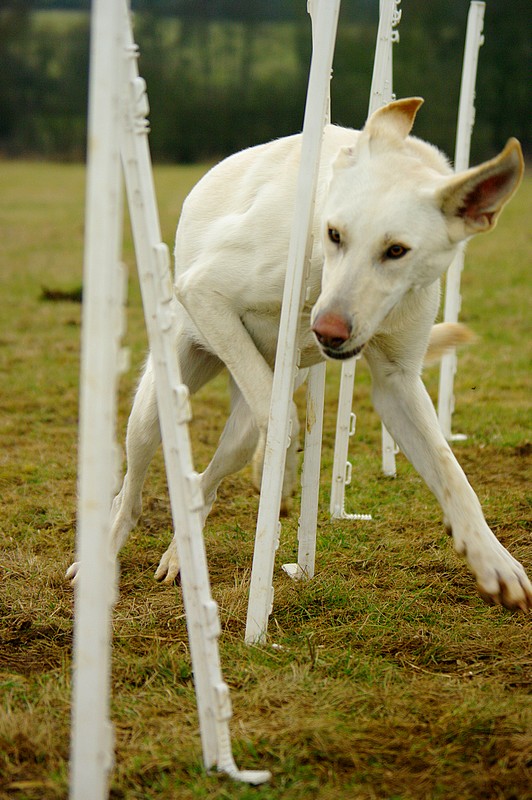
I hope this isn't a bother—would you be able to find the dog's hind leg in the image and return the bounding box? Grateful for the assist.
[200,379,260,518]
[110,359,160,556]
[155,379,260,583]
[251,400,301,515]
[251,368,308,513]
[128,342,224,583]
[66,357,161,584]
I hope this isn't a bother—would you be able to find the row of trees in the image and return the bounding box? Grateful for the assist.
[1,1,530,164]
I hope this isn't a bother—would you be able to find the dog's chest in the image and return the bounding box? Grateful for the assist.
[240,242,325,369]
[241,307,322,370]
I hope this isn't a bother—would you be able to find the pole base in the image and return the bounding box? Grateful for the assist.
[331,510,372,521]
[219,767,272,785]
[282,563,307,580]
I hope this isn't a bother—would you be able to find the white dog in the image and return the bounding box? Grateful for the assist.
[68,98,531,611]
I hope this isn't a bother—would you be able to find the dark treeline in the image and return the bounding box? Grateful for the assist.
[1,1,530,164]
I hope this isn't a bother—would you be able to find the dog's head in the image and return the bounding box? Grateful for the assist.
[311,98,524,360]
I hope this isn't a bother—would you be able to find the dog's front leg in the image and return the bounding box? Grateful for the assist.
[175,270,274,435]
[366,348,531,611]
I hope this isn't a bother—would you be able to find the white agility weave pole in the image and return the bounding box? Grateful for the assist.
[281,358,327,582]
[282,2,331,583]
[69,3,123,796]
[70,2,270,795]
[283,0,389,583]
[438,1,485,440]
[330,0,401,510]
[245,0,341,644]
[333,0,485,485]
[285,0,398,582]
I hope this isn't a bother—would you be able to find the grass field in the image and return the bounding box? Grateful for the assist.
[0,160,530,800]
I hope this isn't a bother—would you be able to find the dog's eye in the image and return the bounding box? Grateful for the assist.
[385,243,410,260]
[328,227,341,245]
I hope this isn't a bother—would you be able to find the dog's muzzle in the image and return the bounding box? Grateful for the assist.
[320,342,365,361]
[311,311,364,360]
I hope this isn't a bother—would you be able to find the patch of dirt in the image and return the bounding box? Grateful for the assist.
[0,620,71,676]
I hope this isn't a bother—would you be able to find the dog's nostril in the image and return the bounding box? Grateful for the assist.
[312,312,351,349]
[314,332,347,349]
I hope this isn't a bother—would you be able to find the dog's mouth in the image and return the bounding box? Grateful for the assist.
[320,343,365,361]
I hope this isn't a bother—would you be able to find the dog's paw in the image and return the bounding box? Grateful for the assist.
[154,541,180,584]
[463,536,532,611]
[476,562,532,612]
[65,561,80,586]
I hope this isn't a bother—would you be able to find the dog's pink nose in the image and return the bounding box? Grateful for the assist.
[312,312,352,350]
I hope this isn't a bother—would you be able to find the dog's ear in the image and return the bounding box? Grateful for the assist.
[437,138,524,240]
[364,97,424,140]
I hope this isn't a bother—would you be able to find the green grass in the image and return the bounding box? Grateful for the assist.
[0,161,531,800]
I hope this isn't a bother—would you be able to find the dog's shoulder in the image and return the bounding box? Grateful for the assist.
[182,126,361,216]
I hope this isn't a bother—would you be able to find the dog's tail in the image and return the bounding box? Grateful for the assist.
[424,322,475,365]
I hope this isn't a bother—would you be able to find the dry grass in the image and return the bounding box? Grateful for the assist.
[0,161,530,800]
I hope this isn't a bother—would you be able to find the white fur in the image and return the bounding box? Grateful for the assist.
[67,99,531,611]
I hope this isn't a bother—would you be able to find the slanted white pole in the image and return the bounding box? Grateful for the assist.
[117,2,269,784]
[438,1,485,440]
[69,1,123,797]
[377,0,401,478]
[330,358,374,518]
[370,0,400,110]
[282,360,327,580]
[245,0,341,644]
[331,0,401,508]
[282,1,336,582]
